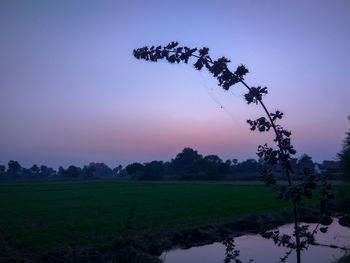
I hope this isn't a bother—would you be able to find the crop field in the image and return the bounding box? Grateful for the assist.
[0,180,348,256]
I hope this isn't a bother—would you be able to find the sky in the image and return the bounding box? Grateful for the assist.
[0,0,349,168]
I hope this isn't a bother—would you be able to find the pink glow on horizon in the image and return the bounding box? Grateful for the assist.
[0,1,349,168]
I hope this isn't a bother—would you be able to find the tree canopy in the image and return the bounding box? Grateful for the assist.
[338,116,350,179]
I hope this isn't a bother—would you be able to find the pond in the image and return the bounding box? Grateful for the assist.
[160,218,350,263]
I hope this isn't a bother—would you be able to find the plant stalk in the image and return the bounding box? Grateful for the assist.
[240,79,301,263]
[166,50,302,262]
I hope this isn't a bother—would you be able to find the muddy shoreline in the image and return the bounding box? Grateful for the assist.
[8,205,345,263]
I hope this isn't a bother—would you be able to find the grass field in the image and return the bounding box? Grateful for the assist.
[0,180,348,255]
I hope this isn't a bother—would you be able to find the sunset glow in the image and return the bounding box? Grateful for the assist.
[1,0,349,168]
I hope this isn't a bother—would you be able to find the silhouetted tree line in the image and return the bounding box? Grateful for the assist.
[338,115,350,180]
[125,148,343,181]
[0,161,125,181]
[0,148,342,181]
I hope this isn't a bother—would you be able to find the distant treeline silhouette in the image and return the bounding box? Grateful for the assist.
[0,148,343,181]
[0,161,124,181]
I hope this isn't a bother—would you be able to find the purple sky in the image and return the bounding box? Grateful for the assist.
[1,0,349,168]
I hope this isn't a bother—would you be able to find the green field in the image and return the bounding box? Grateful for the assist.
[0,180,348,256]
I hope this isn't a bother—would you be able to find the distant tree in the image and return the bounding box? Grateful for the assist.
[171,147,202,178]
[289,158,298,174]
[230,159,259,179]
[113,164,123,177]
[126,162,144,175]
[30,165,40,178]
[7,160,22,179]
[204,155,222,164]
[198,155,228,180]
[239,159,258,172]
[0,165,5,178]
[58,166,66,178]
[82,164,96,179]
[141,161,164,180]
[65,165,80,178]
[40,165,55,178]
[338,116,350,179]
[297,154,315,174]
[217,162,230,175]
[21,168,31,178]
[162,161,172,177]
[322,160,341,173]
[91,163,113,177]
[118,169,128,177]
[231,159,238,166]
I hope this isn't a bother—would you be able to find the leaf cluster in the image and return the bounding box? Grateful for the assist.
[244,87,267,104]
[133,42,248,91]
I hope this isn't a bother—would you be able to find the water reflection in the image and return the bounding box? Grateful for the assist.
[161,219,350,263]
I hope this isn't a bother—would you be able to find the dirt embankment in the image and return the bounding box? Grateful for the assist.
[10,206,337,263]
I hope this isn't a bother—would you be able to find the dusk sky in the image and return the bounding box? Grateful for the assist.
[1,0,349,168]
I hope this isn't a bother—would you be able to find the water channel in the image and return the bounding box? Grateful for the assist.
[161,218,350,263]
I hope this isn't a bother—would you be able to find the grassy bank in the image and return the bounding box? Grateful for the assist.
[0,180,348,256]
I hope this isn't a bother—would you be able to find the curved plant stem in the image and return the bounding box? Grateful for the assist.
[181,51,302,262]
[135,47,303,262]
[240,79,301,263]
[183,52,302,262]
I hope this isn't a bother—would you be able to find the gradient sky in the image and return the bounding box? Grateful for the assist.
[1,0,349,168]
